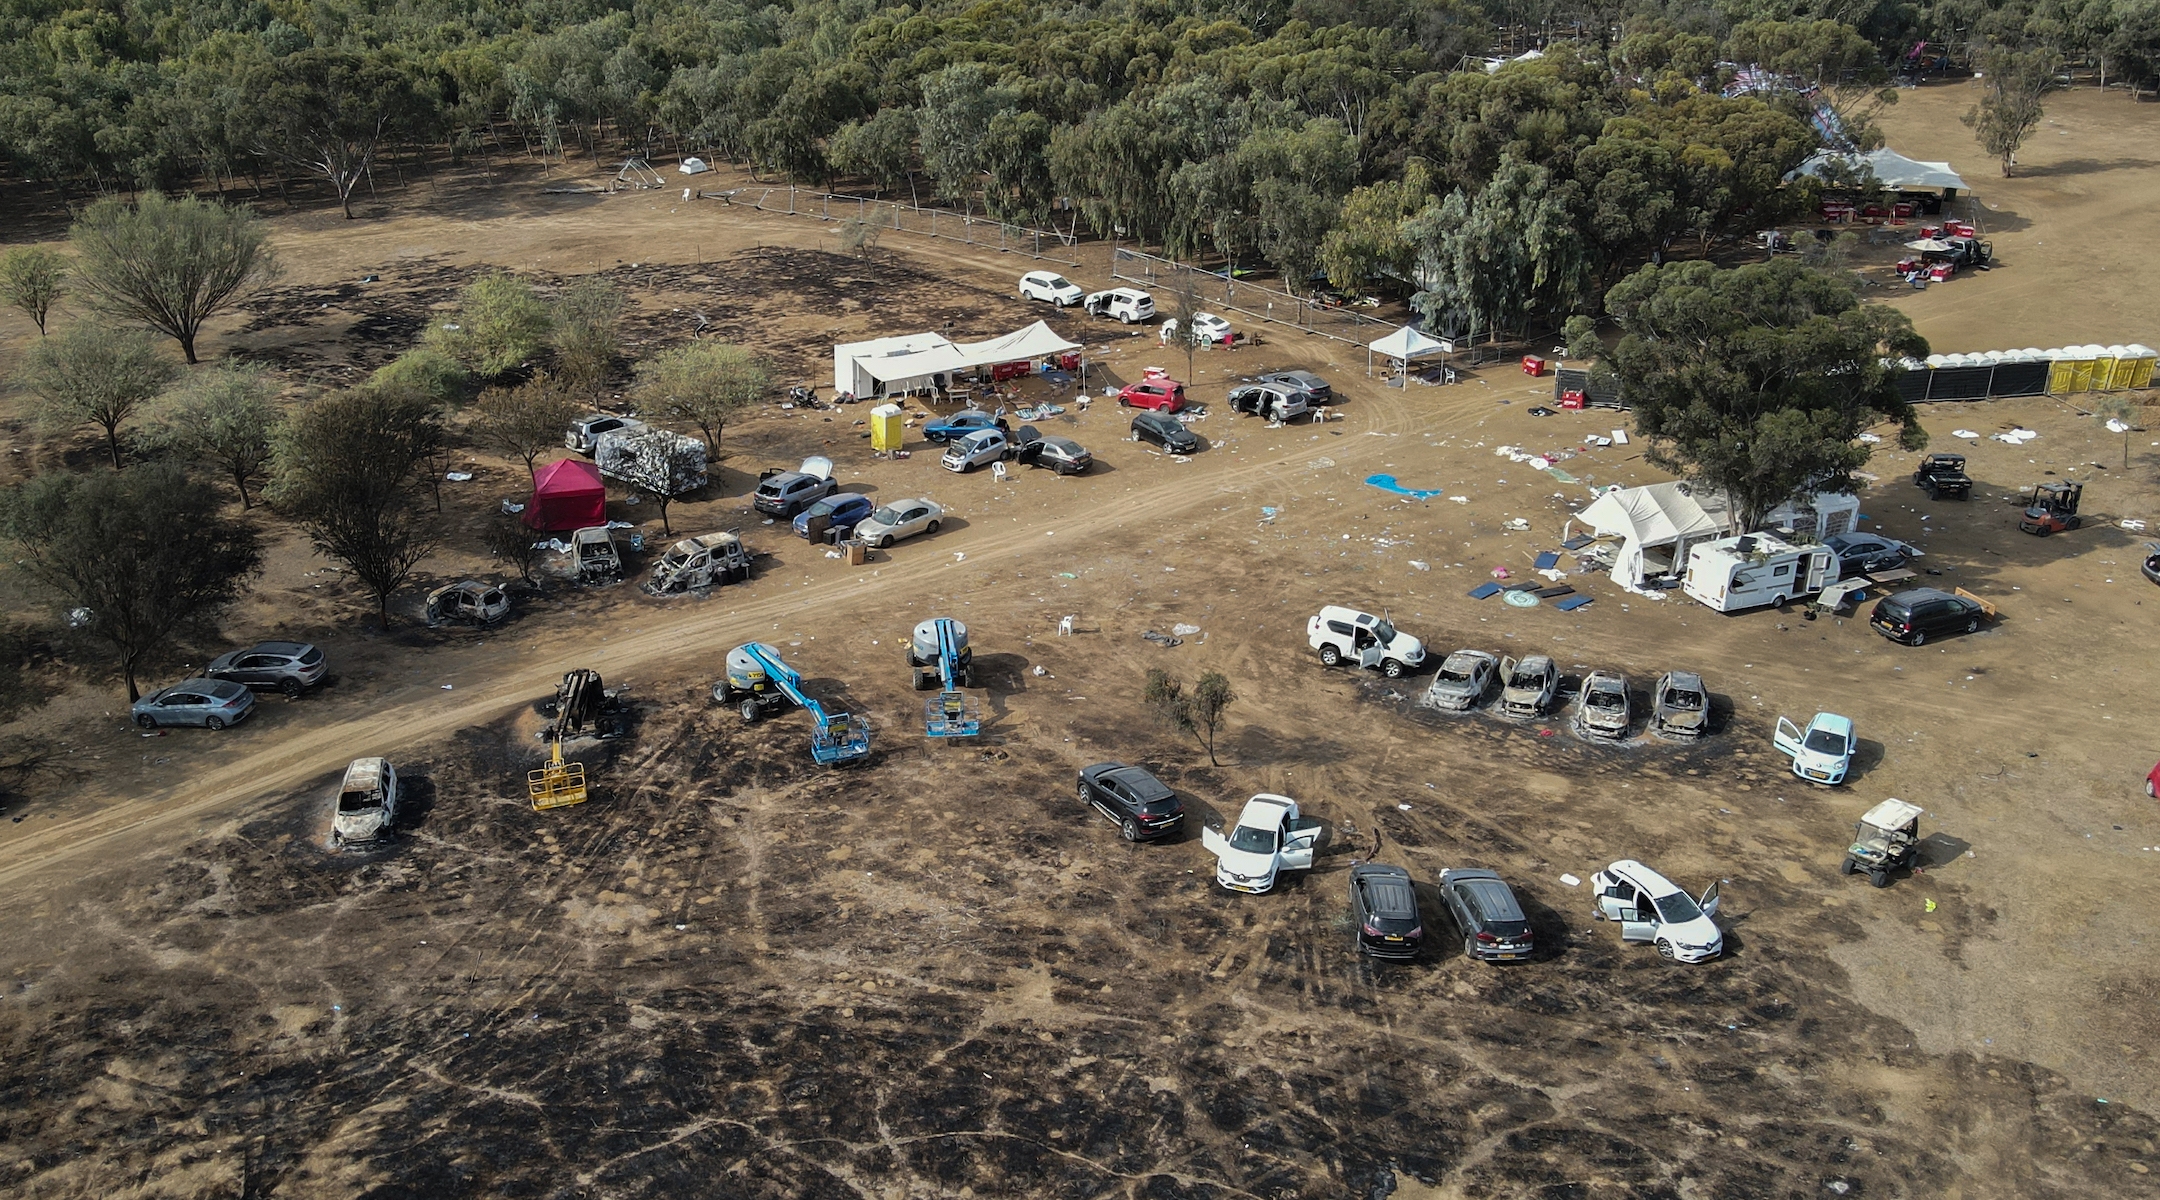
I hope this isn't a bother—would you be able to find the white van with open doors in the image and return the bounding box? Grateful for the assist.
[1682,532,1835,613]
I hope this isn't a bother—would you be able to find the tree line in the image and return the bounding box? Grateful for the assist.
[0,194,769,701]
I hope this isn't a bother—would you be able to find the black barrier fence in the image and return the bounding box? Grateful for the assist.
[1551,368,1626,409]
[1892,360,2050,402]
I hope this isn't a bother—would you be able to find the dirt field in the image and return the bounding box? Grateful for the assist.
[1,85,2159,1198]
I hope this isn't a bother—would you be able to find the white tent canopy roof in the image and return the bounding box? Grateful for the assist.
[1368,325,1450,361]
[833,321,1081,397]
[1577,482,1723,547]
[1790,147,1970,193]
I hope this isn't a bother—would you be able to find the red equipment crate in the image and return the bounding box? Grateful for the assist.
[1521,355,1546,377]
[991,360,1031,382]
[1560,390,1586,410]
[1947,221,1975,237]
[1056,351,1080,371]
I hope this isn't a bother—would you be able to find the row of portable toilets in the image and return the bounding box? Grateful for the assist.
[1893,343,2156,403]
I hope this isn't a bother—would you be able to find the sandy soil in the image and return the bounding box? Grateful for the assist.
[1,96,2158,1197]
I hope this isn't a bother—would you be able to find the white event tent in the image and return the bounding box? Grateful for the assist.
[833,320,1082,399]
[1565,482,1724,589]
[1366,325,1452,377]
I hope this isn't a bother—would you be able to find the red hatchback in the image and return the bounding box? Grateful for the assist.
[1117,379,1186,412]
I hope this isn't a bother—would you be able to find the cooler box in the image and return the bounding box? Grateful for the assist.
[1057,351,1080,371]
[869,403,905,452]
[1521,355,1546,377]
[992,360,1031,382]
[1560,390,1585,410]
[1947,221,1976,237]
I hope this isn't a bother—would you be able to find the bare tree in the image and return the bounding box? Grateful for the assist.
[0,246,67,335]
[836,216,884,259]
[1144,667,1237,766]
[484,512,549,585]
[143,361,282,507]
[472,373,586,485]
[1167,271,1210,383]
[69,192,280,364]
[3,464,262,700]
[267,385,444,628]
[637,342,769,456]
[22,324,179,468]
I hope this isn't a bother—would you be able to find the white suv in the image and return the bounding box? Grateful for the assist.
[1019,270,1084,307]
[1306,605,1424,677]
[1083,287,1156,323]
[1590,860,1724,963]
[941,427,1013,473]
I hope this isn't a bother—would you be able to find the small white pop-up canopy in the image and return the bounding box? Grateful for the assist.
[1566,482,1723,588]
[1366,325,1451,376]
[833,320,1082,399]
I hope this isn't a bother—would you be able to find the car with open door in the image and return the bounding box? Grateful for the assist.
[1498,654,1559,718]
[1013,429,1092,474]
[1201,794,1321,894]
[923,409,998,444]
[1773,711,1855,785]
[1306,605,1425,678]
[1258,369,1334,405]
[1076,762,1184,841]
[425,580,510,628]
[753,455,836,517]
[1590,859,1723,962]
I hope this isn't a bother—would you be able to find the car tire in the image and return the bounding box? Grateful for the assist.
[1319,645,1341,666]
[1382,659,1404,679]
[136,714,157,729]
[740,699,762,723]
[1869,869,1891,889]
[926,520,940,535]
[913,669,933,692]
[1656,939,1676,960]
[878,535,894,549]
[1120,313,1134,324]
[1840,855,1857,875]
[1772,594,1788,609]
[1121,817,1141,842]
[1910,630,1926,646]
[205,716,226,731]
[1077,781,1091,804]
[280,679,304,699]
[1965,617,1980,634]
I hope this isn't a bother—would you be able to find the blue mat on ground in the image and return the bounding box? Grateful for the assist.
[1366,474,1446,500]
[1468,582,1502,599]
[1534,551,1560,569]
[1554,595,1594,612]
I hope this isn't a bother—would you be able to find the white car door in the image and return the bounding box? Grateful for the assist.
[1619,888,1658,942]
[1359,644,1385,670]
[1200,824,1228,858]
[1280,817,1320,871]
[1699,881,1722,919]
[1773,716,1803,758]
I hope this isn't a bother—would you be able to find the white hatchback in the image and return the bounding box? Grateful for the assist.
[1189,312,1233,343]
[1591,860,1723,963]
[1019,270,1084,307]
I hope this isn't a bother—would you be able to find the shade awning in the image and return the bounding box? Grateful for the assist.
[1575,482,1722,546]
[1368,325,1450,361]
[1789,147,1970,193]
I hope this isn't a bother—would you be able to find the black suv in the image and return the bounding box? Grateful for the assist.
[204,641,327,697]
[1438,868,1534,962]
[1350,863,1424,959]
[1131,411,1201,454]
[1076,762,1184,841]
[1869,587,1987,645]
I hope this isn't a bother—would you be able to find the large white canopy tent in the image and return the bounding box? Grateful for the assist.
[1789,147,1970,196]
[1366,325,1452,378]
[1565,482,1724,589]
[833,320,1082,399]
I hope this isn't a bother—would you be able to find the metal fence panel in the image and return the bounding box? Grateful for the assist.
[704,185,1082,266]
[1108,248,1396,347]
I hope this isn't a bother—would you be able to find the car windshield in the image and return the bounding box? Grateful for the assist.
[1438,665,1471,683]
[1652,892,1702,923]
[1373,619,1397,645]
[1588,689,1623,709]
[1227,826,1277,854]
[338,788,382,813]
[1665,688,1704,710]
[1804,728,1848,755]
[870,506,902,525]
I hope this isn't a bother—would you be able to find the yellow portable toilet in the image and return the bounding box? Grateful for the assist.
[2062,346,2098,392]
[870,403,905,452]
[2125,345,2158,389]
[2101,344,2134,389]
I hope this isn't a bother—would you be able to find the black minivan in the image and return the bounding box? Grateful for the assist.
[1869,587,1987,646]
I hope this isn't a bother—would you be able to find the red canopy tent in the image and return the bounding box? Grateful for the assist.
[525,459,606,531]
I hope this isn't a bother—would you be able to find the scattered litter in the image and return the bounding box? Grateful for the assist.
[1537,728,1556,737]
[1306,456,1336,469]
[1140,630,1183,647]
[1527,406,1556,417]
[1031,665,1048,676]
[1170,623,1201,636]
[824,549,844,559]
[2106,418,2131,434]
[1397,803,1413,811]
[1534,551,1561,570]
[1448,495,1469,503]
[440,684,453,691]
[954,552,966,561]
[1503,590,1541,608]
[66,607,93,628]
[1991,427,2038,444]
[1260,506,1279,521]
[2121,519,2147,531]
[1502,518,1531,531]
[1491,567,1512,579]
[445,471,475,482]
[1952,428,1981,439]
[1409,560,1430,571]
[1365,474,1446,500]
[500,500,526,514]
[1924,898,1938,913]
[1055,572,1077,579]
[1559,873,1581,886]
[1856,433,1881,444]
[1610,429,1628,445]
[1468,582,1502,599]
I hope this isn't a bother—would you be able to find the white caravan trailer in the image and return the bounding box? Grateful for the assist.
[1682,532,1835,613]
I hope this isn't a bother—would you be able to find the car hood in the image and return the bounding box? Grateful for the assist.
[1664,915,1723,950]
[335,809,389,840]
[1427,677,1478,697]
[1794,746,1849,773]
[1214,845,1277,880]
[1658,706,1707,728]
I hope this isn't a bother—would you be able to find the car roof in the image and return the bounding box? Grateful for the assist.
[1585,670,1625,689]
[1442,649,1496,668]
[1808,712,1854,735]
[1041,436,1083,452]
[1606,859,1685,898]
[1265,369,1327,385]
[1353,865,1417,917]
[342,757,389,786]
[1237,793,1294,824]
[1661,670,1703,690]
[1318,605,1379,623]
[1453,876,1525,921]
[251,641,312,655]
[1134,411,1178,426]
[1886,587,1955,604]
[957,427,1004,445]
[1105,766,1174,801]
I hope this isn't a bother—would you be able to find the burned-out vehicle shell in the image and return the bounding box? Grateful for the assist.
[1574,670,1631,740]
[426,580,511,627]
[646,531,752,593]
[1651,671,1710,739]
[1498,654,1558,718]
[1422,649,1498,712]
[571,526,622,583]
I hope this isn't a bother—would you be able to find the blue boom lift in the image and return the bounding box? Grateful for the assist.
[909,617,981,738]
[714,642,872,766]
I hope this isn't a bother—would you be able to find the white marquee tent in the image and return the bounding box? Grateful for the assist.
[1565,482,1724,589]
[833,320,1082,399]
[1789,147,1970,195]
[1366,325,1452,377]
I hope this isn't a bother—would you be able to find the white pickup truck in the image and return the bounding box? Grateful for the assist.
[1200,794,1322,894]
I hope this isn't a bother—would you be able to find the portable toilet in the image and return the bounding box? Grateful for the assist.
[2044,349,2074,394]
[2126,345,2158,389]
[869,402,905,452]
[2102,344,2135,389]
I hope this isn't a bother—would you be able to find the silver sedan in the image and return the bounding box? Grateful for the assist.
[854,499,944,548]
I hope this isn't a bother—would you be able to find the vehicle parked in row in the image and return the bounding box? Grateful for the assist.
[1018,270,1084,307]
[1574,670,1631,740]
[1083,287,1155,322]
[1824,532,1918,576]
[1132,411,1201,454]
[332,757,400,848]
[1590,860,1723,963]
[566,413,646,455]
[794,494,874,543]
[1498,655,1558,718]
[1774,711,1855,785]
[133,678,256,730]
[1188,312,1232,343]
[1913,453,1972,500]
[1842,798,1922,888]
[1013,427,1092,474]
[1306,606,1424,678]
[942,427,1014,472]
[855,498,943,548]
[1258,369,1333,405]
[1422,649,1498,711]
[1200,794,1321,894]
[1349,864,1423,960]
[1650,671,1710,739]
[425,580,510,628]
[1438,868,1534,962]
[647,532,753,592]
[1227,383,1307,423]
[753,455,837,517]
[1869,587,1988,645]
[204,641,327,698]
[923,409,998,444]
[1076,762,1185,842]
[1117,379,1187,412]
